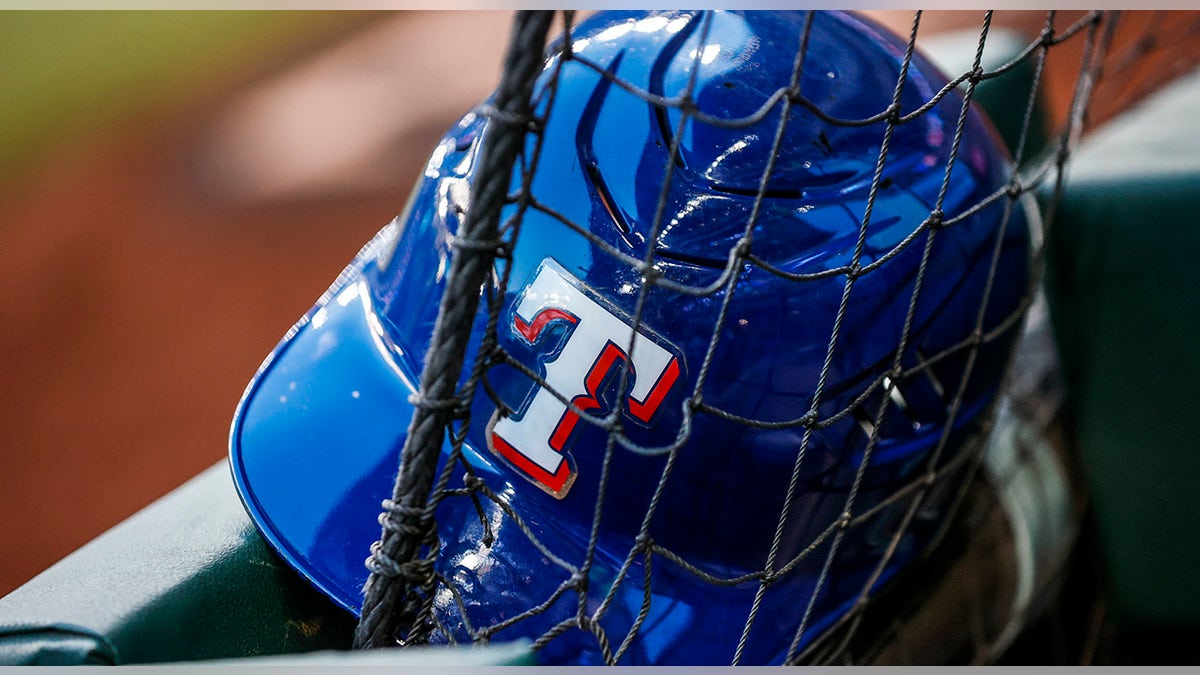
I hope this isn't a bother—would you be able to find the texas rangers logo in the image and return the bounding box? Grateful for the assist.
[487,260,683,499]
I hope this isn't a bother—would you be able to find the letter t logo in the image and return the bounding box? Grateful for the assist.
[487,260,682,498]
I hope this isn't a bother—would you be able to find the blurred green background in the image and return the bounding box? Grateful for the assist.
[0,10,471,597]
[0,12,366,178]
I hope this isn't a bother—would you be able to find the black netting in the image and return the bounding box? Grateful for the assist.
[355,10,1114,664]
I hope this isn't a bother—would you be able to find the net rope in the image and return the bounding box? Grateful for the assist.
[356,9,1114,664]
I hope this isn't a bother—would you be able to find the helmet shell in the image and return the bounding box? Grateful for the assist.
[231,10,1031,665]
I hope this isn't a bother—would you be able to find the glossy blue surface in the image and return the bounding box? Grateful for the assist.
[230,10,1032,665]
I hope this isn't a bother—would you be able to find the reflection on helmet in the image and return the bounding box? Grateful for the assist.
[231,9,1033,666]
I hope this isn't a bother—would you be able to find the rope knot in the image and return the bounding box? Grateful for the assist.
[476,103,535,130]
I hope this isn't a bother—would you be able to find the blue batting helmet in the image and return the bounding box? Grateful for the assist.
[231,10,1033,665]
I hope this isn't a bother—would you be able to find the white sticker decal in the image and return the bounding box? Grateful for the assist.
[487,260,682,498]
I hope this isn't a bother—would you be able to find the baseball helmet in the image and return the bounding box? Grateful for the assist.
[231,10,1034,665]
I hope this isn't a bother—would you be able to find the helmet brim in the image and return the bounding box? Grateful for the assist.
[228,256,655,645]
[230,263,426,615]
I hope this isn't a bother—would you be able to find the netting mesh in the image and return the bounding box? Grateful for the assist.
[354,9,1114,664]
